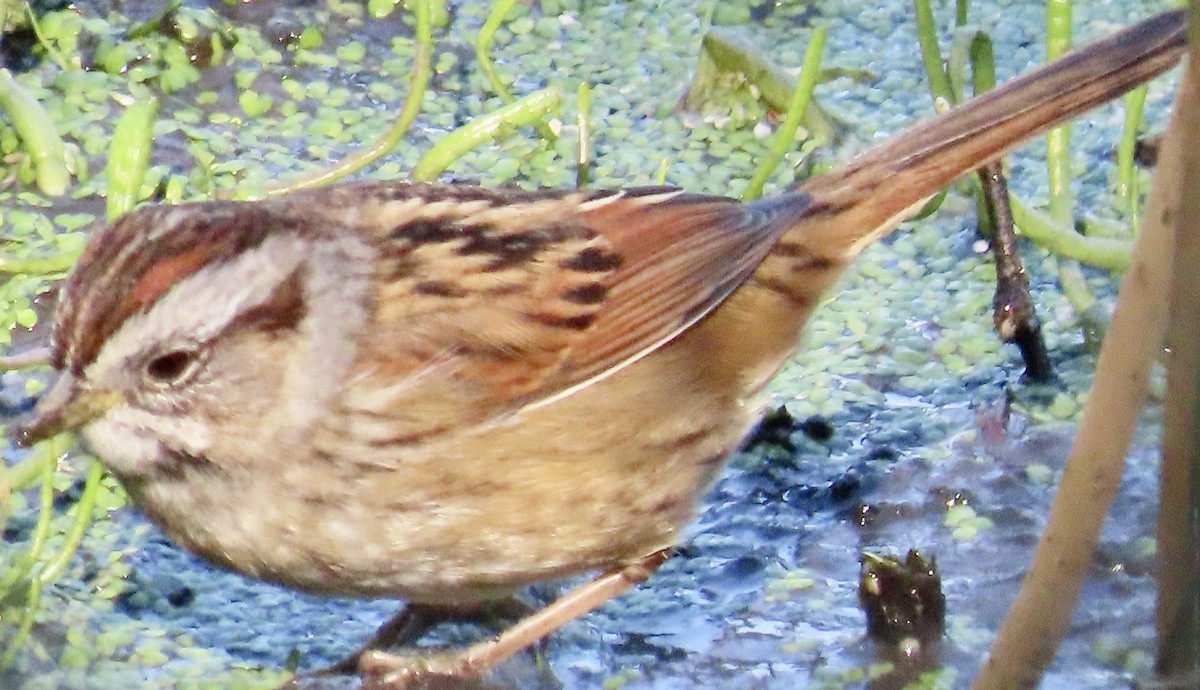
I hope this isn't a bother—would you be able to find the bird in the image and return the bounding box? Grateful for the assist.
[13,9,1185,689]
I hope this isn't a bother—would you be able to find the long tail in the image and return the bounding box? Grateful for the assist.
[755,8,1186,291]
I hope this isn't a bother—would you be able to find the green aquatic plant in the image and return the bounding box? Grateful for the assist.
[0,83,159,682]
[410,86,562,181]
[914,0,1155,355]
[741,25,826,201]
[912,0,1059,380]
[913,1,1143,275]
[0,68,70,196]
[575,80,592,187]
[263,0,435,195]
[0,1,641,682]
[682,26,844,154]
[476,0,558,142]
[0,0,1180,687]
[104,95,160,221]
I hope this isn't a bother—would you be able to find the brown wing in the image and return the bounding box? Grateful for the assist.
[550,187,810,398]
[306,182,797,437]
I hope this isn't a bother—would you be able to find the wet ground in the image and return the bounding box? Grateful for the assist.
[0,0,1178,688]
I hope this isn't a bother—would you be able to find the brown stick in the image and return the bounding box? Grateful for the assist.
[977,164,1054,382]
[1155,8,1200,674]
[971,55,1190,690]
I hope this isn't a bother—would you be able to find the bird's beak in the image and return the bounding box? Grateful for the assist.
[15,374,119,447]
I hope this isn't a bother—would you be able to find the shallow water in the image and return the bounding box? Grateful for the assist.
[0,0,1177,688]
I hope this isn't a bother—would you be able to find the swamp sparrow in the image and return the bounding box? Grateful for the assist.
[13,9,1186,688]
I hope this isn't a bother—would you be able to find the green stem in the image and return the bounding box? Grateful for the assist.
[476,0,557,142]
[948,28,996,100]
[127,0,183,39]
[4,453,54,494]
[0,250,79,274]
[410,87,562,182]
[35,461,105,586]
[742,26,826,201]
[1043,0,1095,322]
[1,575,43,667]
[914,2,996,223]
[24,2,73,71]
[576,81,592,189]
[0,437,93,669]
[950,28,996,231]
[264,0,433,195]
[105,94,160,220]
[476,0,520,104]
[1081,214,1137,239]
[914,0,955,112]
[1044,0,1074,223]
[0,68,70,196]
[655,158,670,185]
[0,434,62,605]
[1116,84,1148,232]
[1009,196,1132,271]
[701,0,719,34]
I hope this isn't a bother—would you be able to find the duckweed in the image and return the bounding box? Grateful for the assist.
[0,1,1164,687]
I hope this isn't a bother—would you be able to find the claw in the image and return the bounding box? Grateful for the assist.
[359,650,479,690]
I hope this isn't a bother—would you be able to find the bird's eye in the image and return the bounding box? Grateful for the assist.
[144,349,198,385]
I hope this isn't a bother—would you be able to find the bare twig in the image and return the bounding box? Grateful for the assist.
[0,348,51,371]
[978,164,1053,382]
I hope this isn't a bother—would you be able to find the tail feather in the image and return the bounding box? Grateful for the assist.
[762,8,1186,269]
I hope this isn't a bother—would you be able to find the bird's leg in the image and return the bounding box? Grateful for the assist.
[327,603,470,676]
[359,549,673,689]
[280,599,533,687]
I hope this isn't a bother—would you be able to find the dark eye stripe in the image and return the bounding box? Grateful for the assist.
[56,203,280,374]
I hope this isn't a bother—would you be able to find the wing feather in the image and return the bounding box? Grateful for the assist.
[298,182,799,439]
